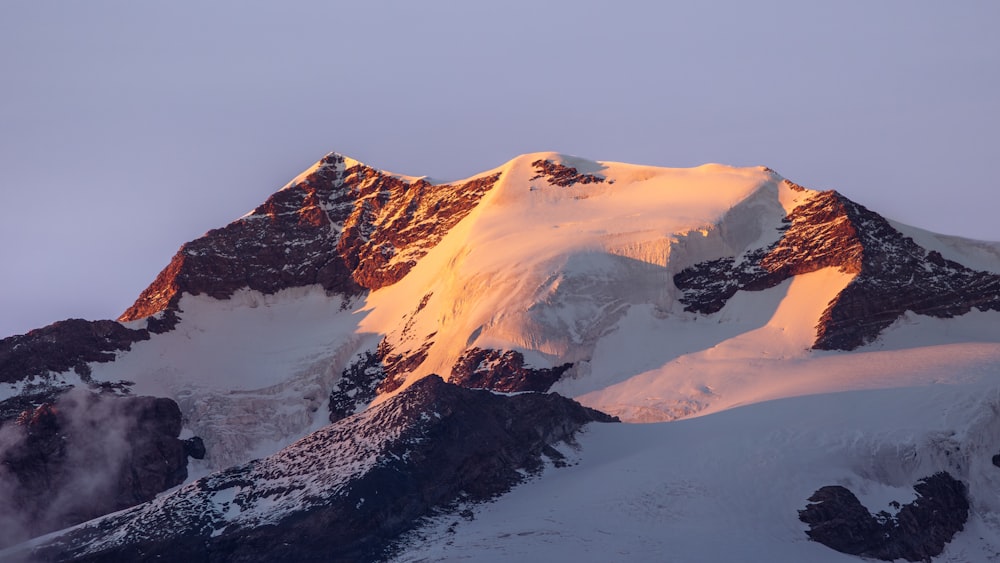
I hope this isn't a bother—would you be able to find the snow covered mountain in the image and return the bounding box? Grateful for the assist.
[2,153,1000,561]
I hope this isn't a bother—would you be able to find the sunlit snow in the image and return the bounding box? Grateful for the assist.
[64,153,1000,515]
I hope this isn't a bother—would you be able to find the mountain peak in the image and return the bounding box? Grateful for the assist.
[4,151,1000,560]
[119,153,502,323]
[117,151,1000,365]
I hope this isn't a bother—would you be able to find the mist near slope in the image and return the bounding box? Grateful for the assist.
[0,389,186,547]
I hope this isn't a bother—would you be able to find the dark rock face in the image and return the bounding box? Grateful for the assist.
[329,343,576,425]
[120,154,501,323]
[530,158,606,187]
[799,472,969,561]
[328,344,573,423]
[798,486,884,556]
[675,187,1000,350]
[450,347,573,393]
[0,388,72,424]
[328,337,436,424]
[0,319,149,384]
[376,338,435,395]
[328,350,385,423]
[183,436,207,460]
[0,391,195,548]
[27,375,616,563]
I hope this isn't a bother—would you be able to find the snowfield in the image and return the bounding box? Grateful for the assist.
[395,380,1000,562]
[360,154,795,397]
[575,272,1000,423]
[94,287,374,469]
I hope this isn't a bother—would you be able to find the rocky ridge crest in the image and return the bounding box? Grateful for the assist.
[674,185,1000,349]
[120,153,501,322]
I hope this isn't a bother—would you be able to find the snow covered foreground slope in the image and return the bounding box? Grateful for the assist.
[3,152,1000,560]
[396,380,1000,563]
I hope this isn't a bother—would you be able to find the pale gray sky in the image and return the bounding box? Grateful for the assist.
[1,1,998,338]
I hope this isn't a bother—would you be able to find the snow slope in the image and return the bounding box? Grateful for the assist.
[395,379,1000,562]
[574,270,1000,422]
[353,152,1000,425]
[361,154,794,392]
[92,287,375,468]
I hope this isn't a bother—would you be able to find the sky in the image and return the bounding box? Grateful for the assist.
[1,1,998,339]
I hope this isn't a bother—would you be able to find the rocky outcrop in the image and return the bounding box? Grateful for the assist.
[25,375,616,563]
[529,158,606,187]
[450,347,573,393]
[376,338,435,395]
[328,345,575,424]
[799,472,969,561]
[674,188,1000,350]
[0,388,71,424]
[120,154,501,323]
[183,436,207,460]
[327,336,438,424]
[798,485,882,556]
[0,391,197,548]
[328,350,385,423]
[0,319,149,384]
